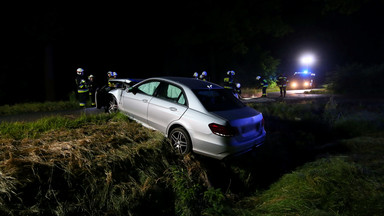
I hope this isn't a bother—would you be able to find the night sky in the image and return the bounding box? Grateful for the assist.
[1,0,383,105]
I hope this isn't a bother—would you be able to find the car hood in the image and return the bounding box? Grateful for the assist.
[211,106,261,122]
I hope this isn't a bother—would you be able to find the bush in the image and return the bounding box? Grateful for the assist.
[327,63,384,97]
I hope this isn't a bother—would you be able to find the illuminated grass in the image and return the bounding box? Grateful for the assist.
[0,101,78,116]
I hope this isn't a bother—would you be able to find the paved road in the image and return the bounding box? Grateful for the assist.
[241,89,331,103]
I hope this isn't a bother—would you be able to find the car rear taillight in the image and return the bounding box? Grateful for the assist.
[209,123,238,137]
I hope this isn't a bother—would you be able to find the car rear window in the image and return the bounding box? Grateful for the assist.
[193,89,245,111]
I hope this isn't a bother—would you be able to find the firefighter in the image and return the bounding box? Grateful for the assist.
[199,71,208,81]
[234,83,242,99]
[277,73,288,97]
[88,74,96,106]
[256,76,268,97]
[112,72,122,88]
[75,68,89,108]
[193,72,199,79]
[223,70,236,90]
[107,71,114,87]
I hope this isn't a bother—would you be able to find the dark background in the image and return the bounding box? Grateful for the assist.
[1,0,383,105]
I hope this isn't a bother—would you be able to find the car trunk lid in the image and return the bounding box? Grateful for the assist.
[212,107,264,140]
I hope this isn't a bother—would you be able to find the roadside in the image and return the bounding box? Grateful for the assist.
[1,93,383,215]
[1,88,382,123]
[241,88,332,103]
[0,107,104,123]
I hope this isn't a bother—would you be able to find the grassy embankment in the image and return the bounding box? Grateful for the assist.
[0,100,79,116]
[1,97,384,215]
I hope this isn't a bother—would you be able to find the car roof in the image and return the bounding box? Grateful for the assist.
[109,78,142,83]
[150,77,223,90]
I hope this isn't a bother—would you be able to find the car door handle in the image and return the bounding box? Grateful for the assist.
[142,99,148,103]
[170,107,177,111]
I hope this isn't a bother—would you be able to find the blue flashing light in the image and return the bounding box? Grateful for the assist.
[303,70,308,74]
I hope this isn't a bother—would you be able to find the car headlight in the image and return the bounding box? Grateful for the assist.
[304,82,309,86]
[291,82,297,88]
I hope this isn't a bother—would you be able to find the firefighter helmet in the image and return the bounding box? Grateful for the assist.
[201,71,207,76]
[236,83,241,88]
[88,74,94,80]
[193,72,199,78]
[256,76,261,80]
[227,70,235,76]
[77,68,84,75]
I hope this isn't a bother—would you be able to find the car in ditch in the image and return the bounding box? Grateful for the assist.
[106,77,266,160]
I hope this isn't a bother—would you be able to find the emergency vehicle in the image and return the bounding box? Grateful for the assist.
[289,71,315,89]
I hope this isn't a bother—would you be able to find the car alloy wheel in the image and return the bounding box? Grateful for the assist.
[108,96,118,113]
[170,127,192,155]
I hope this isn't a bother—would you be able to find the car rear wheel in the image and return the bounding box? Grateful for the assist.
[169,127,192,155]
[106,96,118,113]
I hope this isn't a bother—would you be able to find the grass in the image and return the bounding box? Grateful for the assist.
[238,156,384,216]
[233,133,384,216]
[0,113,116,140]
[304,88,331,94]
[0,113,179,215]
[231,98,384,215]
[0,113,229,215]
[241,86,280,97]
[0,100,79,116]
[1,98,384,215]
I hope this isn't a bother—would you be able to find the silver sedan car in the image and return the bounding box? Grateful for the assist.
[108,77,266,160]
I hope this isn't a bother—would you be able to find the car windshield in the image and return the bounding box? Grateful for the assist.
[193,89,245,112]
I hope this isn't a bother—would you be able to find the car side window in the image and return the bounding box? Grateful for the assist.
[137,81,160,96]
[177,94,186,105]
[157,83,186,105]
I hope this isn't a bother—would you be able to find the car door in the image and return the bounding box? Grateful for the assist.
[147,83,188,134]
[121,81,160,124]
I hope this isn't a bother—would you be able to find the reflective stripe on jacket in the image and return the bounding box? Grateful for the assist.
[261,79,268,87]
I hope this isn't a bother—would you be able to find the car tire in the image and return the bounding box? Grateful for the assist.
[106,96,118,113]
[169,127,192,155]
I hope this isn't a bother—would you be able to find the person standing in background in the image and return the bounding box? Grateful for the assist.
[256,76,268,97]
[88,74,96,106]
[75,68,89,108]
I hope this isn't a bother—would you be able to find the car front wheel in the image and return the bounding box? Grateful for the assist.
[106,96,118,113]
[169,127,192,155]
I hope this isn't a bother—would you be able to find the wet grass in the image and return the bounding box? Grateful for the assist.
[1,98,384,215]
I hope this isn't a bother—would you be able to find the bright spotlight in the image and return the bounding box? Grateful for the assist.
[300,54,315,65]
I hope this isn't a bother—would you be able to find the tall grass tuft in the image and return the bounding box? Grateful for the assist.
[0,113,179,215]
